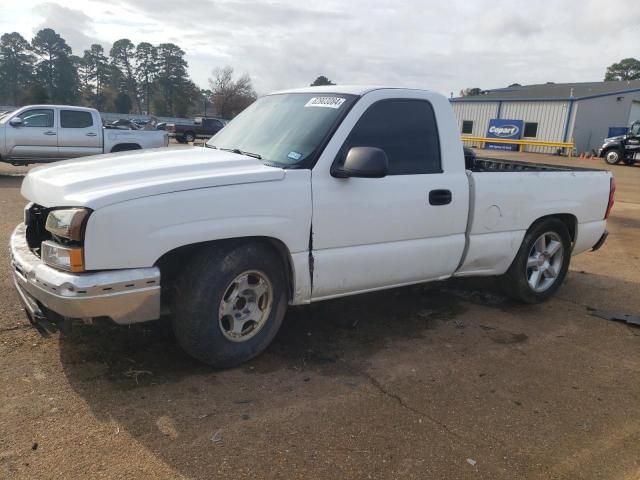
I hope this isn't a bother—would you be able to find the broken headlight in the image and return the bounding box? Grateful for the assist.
[45,208,90,241]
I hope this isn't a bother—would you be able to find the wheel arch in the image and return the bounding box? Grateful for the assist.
[527,213,577,245]
[111,143,142,153]
[154,236,296,301]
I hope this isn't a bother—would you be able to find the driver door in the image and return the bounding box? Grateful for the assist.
[625,122,640,157]
[310,93,469,300]
[7,108,59,160]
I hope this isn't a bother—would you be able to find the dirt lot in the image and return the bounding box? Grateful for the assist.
[1,151,640,479]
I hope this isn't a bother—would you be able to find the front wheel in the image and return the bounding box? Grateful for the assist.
[603,149,622,165]
[172,242,288,368]
[183,132,195,143]
[499,218,571,303]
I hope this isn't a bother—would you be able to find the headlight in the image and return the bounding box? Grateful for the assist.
[45,208,90,241]
[41,241,85,272]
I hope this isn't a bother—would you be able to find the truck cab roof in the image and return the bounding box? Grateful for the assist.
[270,85,435,96]
[14,105,96,112]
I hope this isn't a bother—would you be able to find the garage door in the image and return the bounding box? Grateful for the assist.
[629,101,640,124]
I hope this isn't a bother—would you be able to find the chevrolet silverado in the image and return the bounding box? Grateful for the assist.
[10,86,614,367]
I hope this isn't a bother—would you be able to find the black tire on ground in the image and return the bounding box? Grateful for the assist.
[171,242,288,368]
[499,218,572,304]
[603,148,622,165]
[183,131,195,143]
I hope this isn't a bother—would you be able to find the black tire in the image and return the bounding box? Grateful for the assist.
[499,218,571,303]
[603,148,622,165]
[183,131,195,143]
[172,242,288,368]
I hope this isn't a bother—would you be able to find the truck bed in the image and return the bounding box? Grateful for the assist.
[468,156,599,172]
[455,155,612,278]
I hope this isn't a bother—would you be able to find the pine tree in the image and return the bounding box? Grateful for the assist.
[0,32,35,105]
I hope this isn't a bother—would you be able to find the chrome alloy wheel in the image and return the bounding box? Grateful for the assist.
[526,231,564,293]
[605,150,620,164]
[218,270,273,342]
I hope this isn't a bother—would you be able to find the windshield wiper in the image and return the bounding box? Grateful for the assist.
[205,144,217,149]
[220,147,262,160]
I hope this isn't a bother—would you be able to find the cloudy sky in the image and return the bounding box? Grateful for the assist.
[0,0,638,96]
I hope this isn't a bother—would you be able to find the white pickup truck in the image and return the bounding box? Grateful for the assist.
[10,86,614,367]
[0,105,168,165]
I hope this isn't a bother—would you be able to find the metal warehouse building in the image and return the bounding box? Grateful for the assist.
[451,81,640,154]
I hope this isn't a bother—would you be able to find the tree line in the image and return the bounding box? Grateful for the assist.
[0,28,260,118]
[604,58,640,81]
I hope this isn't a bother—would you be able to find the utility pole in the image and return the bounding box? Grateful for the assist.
[202,89,212,117]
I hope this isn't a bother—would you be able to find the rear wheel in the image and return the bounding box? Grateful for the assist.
[183,131,195,143]
[603,149,622,165]
[172,242,288,368]
[500,218,571,303]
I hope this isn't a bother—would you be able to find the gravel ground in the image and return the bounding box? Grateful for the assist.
[1,151,639,479]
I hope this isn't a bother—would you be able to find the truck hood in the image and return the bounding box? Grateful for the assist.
[21,147,286,209]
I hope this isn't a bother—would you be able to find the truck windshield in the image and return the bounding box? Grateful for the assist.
[207,93,356,167]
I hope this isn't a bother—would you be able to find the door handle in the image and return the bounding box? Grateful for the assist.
[429,189,452,206]
[86,132,97,136]
[43,131,56,136]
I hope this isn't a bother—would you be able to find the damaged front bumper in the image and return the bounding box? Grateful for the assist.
[10,224,161,326]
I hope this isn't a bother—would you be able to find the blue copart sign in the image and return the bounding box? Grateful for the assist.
[486,119,524,151]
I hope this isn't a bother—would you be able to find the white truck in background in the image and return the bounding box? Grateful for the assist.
[10,86,614,368]
[0,105,168,165]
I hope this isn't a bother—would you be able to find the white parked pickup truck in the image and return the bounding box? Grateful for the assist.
[10,86,614,367]
[0,105,168,165]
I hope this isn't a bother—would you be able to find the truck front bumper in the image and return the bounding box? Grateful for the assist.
[10,224,161,325]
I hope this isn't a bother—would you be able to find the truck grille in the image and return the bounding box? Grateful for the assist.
[25,204,52,257]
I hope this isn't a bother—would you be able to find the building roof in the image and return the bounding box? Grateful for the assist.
[451,81,640,102]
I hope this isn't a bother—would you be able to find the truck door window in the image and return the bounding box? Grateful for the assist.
[342,99,441,174]
[20,109,54,128]
[60,110,93,128]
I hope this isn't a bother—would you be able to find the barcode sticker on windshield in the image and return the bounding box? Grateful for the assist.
[304,97,346,109]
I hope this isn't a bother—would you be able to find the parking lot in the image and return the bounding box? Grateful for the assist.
[1,150,639,479]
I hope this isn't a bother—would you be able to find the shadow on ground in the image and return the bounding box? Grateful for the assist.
[53,277,544,477]
[58,277,520,387]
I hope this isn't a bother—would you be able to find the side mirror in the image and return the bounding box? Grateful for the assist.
[9,117,23,127]
[332,146,389,178]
